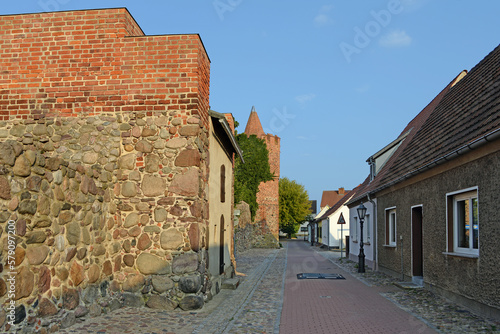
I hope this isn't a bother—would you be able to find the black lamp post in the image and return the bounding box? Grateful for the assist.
[357,203,367,273]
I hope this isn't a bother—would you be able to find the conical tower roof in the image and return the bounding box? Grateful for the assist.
[244,106,265,137]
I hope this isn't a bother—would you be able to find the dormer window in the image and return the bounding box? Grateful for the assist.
[366,129,411,182]
[368,157,376,181]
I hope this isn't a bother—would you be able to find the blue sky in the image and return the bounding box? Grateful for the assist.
[2,1,500,205]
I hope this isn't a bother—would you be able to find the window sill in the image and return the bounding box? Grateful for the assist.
[443,252,479,259]
[383,244,397,248]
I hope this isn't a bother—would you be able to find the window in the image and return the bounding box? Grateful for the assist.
[352,217,358,242]
[447,189,478,256]
[385,208,397,246]
[220,165,226,203]
[365,214,371,243]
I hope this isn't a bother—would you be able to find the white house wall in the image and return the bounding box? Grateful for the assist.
[325,205,350,248]
[349,199,376,268]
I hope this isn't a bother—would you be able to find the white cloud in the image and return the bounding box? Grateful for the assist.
[314,14,333,27]
[295,93,317,104]
[320,5,335,12]
[314,5,334,27]
[399,0,431,13]
[356,85,371,93]
[297,135,318,141]
[379,30,412,47]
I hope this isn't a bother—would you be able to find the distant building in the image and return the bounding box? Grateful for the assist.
[310,188,350,244]
[310,200,317,215]
[297,200,317,239]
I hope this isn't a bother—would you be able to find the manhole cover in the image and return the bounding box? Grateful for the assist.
[297,273,345,280]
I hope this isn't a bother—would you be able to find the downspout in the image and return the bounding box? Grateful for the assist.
[367,193,377,271]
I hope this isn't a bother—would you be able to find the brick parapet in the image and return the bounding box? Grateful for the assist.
[0,9,210,123]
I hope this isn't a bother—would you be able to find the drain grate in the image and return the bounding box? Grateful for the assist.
[297,273,345,280]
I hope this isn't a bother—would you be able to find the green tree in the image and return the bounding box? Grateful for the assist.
[234,133,274,220]
[279,177,311,238]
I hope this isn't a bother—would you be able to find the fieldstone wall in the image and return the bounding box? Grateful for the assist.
[0,111,210,332]
[234,202,279,255]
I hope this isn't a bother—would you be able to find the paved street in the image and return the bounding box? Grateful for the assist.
[280,241,435,333]
[56,240,500,334]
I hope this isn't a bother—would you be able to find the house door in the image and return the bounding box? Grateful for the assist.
[219,215,225,275]
[411,206,423,277]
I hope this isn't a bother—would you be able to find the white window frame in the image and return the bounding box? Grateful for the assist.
[448,188,479,256]
[352,216,358,242]
[385,207,397,246]
[365,214,371,243]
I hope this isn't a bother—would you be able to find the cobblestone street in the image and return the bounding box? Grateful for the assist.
[55,240,500,334]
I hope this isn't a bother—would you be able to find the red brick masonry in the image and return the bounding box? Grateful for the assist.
[0,8,210,124]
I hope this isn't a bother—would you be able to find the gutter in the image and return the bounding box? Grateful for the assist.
[370,127,500,195]
[209,110,244,163]
[218,118,244,163]
[367,193,377,271]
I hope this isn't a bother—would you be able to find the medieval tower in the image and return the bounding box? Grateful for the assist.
[244,106,281,240]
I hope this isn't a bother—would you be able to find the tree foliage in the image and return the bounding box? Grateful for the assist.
[279,177,311,237]
[234,134,274,220]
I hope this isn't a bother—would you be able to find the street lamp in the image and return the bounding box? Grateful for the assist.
[357,203,367,273]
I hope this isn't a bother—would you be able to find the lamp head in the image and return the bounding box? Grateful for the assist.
[357,202,367,220]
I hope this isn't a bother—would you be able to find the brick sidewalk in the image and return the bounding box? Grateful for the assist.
[279,240,436,334]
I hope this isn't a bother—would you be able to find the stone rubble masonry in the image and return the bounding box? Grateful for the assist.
[234,201,279,254]
[0,8,216,333]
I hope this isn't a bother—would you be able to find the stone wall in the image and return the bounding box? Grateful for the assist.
[0,110,212,332]
[234,202,279,255]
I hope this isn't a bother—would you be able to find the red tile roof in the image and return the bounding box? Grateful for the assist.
[320,188,350,209]
[315,184,362,221]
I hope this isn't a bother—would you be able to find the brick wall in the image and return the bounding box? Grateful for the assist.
[0,8,209,121]
[255,134,280,240]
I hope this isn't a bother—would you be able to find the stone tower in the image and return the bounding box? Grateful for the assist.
[244,106,281,240]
